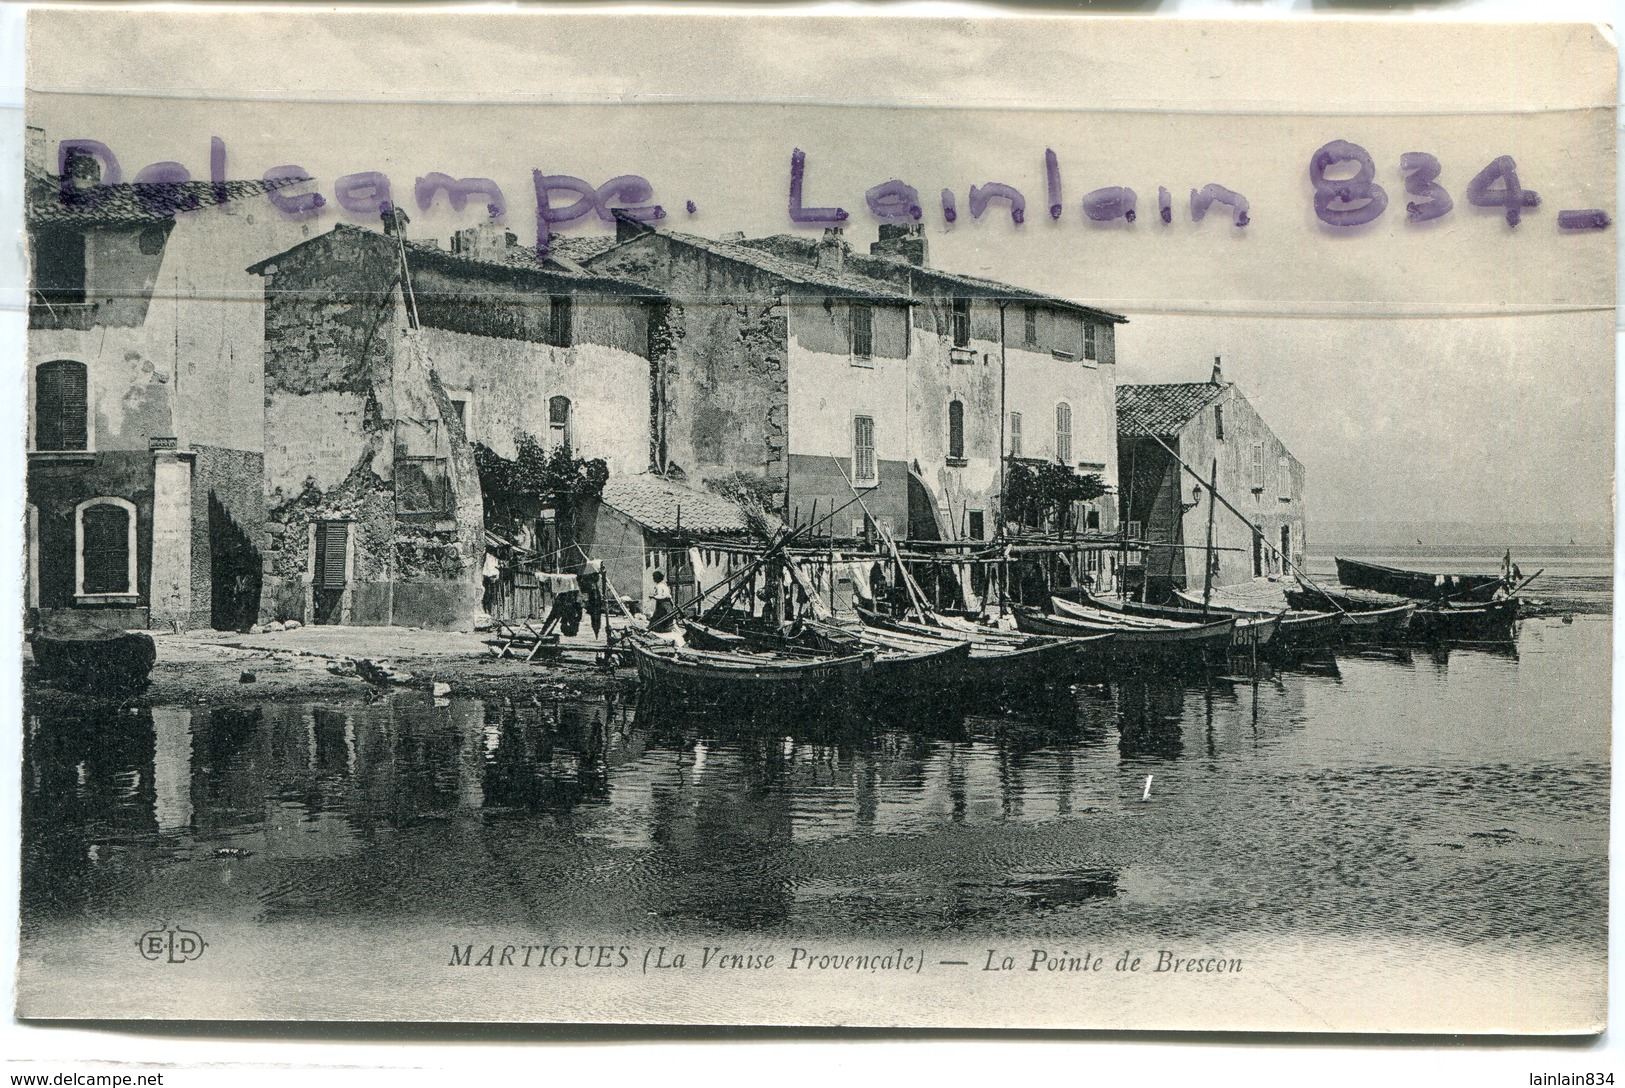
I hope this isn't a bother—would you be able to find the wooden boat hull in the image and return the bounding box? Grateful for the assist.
[854,606,1100,686]
[629,637,872,704]
[1335,556,1505,602]
[1334,601,1415,640]
[1015,606,1232,668]
[1273,610,1346,651]
[1067,594,1280,650]
[1411,598,1519,643]
[30,630,156,693]
[1285,586,1409,613]
[803,620,974,692]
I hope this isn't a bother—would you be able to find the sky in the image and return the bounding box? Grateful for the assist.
[24,9,1616,534]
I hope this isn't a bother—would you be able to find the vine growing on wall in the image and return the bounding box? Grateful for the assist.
[472,433,608,538]
[1003,460,1107,532]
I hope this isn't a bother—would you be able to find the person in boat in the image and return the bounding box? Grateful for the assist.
[649,569,676,632]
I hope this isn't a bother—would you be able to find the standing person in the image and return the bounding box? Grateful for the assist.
[580,560,606,637]
[649,569,676,632]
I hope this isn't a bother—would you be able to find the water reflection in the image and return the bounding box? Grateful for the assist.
[18,618,1610,945]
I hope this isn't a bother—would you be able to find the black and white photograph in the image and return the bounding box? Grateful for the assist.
[9,7,1615,1040]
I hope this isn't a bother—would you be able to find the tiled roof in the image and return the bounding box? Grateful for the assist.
[28,176,300,226]
[589,228,914,303]
[599,474,754,535]
[248,223,661,296]
[1116,382,1229,437]
[739,234,1127,323]
[547,235,620,262]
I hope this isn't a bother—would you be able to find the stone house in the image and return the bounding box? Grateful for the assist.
[248,218,666,630]
[1116,360,1307,601]
[24,127,304,633]
[739,224,1127,554]
[582,221,920,542]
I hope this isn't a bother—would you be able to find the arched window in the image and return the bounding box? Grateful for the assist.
[75,497,136,598]
[549,395,573,451]
[947,399,965,461]
[1055,402,1073,465]
[36,360,88,452]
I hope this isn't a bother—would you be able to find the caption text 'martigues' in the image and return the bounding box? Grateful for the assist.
[448,944,1243,976]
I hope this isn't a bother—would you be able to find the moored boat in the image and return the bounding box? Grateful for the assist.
[854,604,1100,686]
[1331,601,1415,641]
[1070,594,1281,649]
[1015,603,1233,667]
[1335,556,1506,603]
[627,636,873,705]
[1410,597,1519,643]
[29,627,156,693]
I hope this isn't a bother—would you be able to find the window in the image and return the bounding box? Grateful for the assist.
[1214,404,1225,440]
[1252,442,1265,491]
[851,303,873,358]
[314,521,349,589]
[549,395,573,451]
[968,510,985,540]
[33,227,87,305]
[35,360,88,452]
[1023,305,1038,345]
[548,294,573,347]
[1278,456,1291,501]
[1009,411,1023,458]
[75,497,136,598]
[852,415,877,486]
[947,399,965,462]
[951,297,971,347]
[1084,323,1098,361]
[395,453,451,513]
[1280,524,1293,567]
[449,397,468,428]
[1055,402,1072,465]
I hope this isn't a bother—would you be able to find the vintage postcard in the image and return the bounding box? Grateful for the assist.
[13,9,1614,1032]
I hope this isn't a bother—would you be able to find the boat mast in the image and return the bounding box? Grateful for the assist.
[1201,456,1218,618]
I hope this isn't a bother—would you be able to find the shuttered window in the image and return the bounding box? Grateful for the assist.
[851,303,873,358]
[1009,412,1023,458]
[1084,323,1098,361]
[548,295,573,347]
[80,502,131,595]
[36,360,88,451]
[1278,457,1291,501]
[1023,305,1038,345]
[951,297,971,347]
[1252,443,1265,490]
[1055,402,1072,465]
[549,395,573,451]
[948,400,965,460]
[853,415,877,485]
[315,522,348,589]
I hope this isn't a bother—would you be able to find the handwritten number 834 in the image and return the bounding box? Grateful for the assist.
[1310,140,1540,227]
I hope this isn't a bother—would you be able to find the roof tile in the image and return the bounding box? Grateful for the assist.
[1116,382,1229,437]
[599,474,754,535]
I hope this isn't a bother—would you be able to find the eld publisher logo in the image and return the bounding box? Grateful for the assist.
[137,926,207,964]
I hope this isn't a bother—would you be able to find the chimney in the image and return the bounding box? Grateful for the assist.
[816,226,847,273]
[25,126,46,182]
[870,222,928,267]
[1211,355,1223,385]
[451,221,517,262]
[381,204,409,236]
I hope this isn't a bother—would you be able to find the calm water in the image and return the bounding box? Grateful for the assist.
[21,610,1610,958]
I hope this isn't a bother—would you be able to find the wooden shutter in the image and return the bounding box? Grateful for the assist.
[1252,443,1265,489]
[853,415,876,482]
[1100,323,1116,365]
[1278,457,1291,500]
[948,400,964,459]
[315,522,348,589]
[549,295,573,347]
[1055,402,1072,464]
[851,304,873,357]
[36,361,88,451]
[1084,323,1097,361]
[81,503,130,594]
[951,298,971,347]
[1009,412,1022,458]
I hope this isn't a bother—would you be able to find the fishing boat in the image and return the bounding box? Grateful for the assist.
[854,604,1101,686]
[627,635,873,704]
[1075,593,1281,649]
[1014,603,1233,667]
[1410,597,1519,643]
[1335,556,1507,602]
[802,618,973,690]
[1327,601,1414,640]
[1273,609,1347,652]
